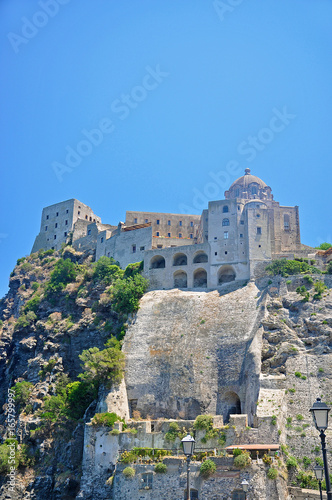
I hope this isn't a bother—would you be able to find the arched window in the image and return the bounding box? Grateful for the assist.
[193,269,207,288]
[149,255,165,269]
[222,218,230,226]
[251,186,257,195]
[173,253,187,266]
[193,252,208,264]
[223,391,241,423]
[218,265,236,284]
[223,206,229,213]
[174,270,187,288]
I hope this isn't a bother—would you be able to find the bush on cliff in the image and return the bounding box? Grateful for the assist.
[234,451,251,468]
[45,258,77,295]
[200,459,216,477]
[266,259,320,277]
[91,412,125,427]
[92,256,123,285]
[109,274,149,314]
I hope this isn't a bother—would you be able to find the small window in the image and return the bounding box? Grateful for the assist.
[45,226,48,231]
[89,216,92,221]
[257,227,262,235]
[88,229,91,235]
[222,218,230,226]
[179,220,182,226]
[223,206,229,213]
[101,237,104,243]
[54,235,57,240]
[157,244,163,248]
[215,251,217,255]
[259,244,261,248]
[55,223,58,228]
[284,214,290,230]
[224,231,229,239]
[238,205,240,210]
[168,220,171,226]
[107,252,110,257]
[156,220,160,225]
[240,234,243,238]
[225,251,228,255]
[78,211,80,215]
[145,219,148,223]
[134,218,138,224]
[78,205,81,209]
[66,209,69,214]
[140,246,145,251]
[93,218,95,222]
[168,233,171,237]
[46,215,49,220]
[252,186,257,195]
[214,237,217,240]
[85,215,88,220]
[190,234,193,239]
[51,247,54,250]
[190,221,194,227]
[141,473,153,490]
[240,220,244,225]
[65,220,68,225]
[179,233,182,238]
[256,213,260,218]
[132,245,136,253]
[64,232,67,237]
[56,212,59,217]
[156,231,160,237]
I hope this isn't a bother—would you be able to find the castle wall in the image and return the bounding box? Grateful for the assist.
[126,210,200,240]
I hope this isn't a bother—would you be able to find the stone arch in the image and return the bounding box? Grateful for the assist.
[193,251,208,264]
[223,205,229,213]
[193,268,207,288]
[173,253,187,266]
[149,255,165,269]
[218,265,236,284]
[173,270,187,288]
[222,218,230,226]
[224,391,241,423]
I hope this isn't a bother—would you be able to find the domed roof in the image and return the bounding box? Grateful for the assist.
[229,168,267,190]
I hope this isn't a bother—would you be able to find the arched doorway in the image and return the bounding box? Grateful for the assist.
[224,391,241,423]
[193,251,208,264]
[173,253,187,266]
[174,270,187,288]
[149,255,165,269]
[218,265,236,284]
[193,268,207,288]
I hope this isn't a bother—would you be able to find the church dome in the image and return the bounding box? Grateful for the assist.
[229,168,267,190]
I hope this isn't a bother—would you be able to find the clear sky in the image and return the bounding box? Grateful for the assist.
[1,0,332,298]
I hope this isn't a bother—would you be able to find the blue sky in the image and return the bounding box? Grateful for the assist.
[1,0,332,298]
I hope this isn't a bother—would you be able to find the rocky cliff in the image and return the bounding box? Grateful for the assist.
[0,248,331,499]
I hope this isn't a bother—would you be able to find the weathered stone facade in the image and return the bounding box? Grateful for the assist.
[31,169,307,291]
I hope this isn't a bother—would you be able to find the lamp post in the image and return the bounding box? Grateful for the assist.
[241,478,249,500]
[309,398,332,500]
[181,434,196,500]
[314,465,324,500]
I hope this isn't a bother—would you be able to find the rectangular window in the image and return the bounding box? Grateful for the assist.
[179,220,182,226]
[54,235,57,240]
[107,252,110,257]
[65,220,68,225]
[56,212,59,217]
[141,473,153,489]
[190,234,193,239]
[88,229,91,235]
[257,227,262,235]
[168,233,171,237]
[134,218,138,224]
[140,246,145,251]
[215,251,217,255]
[101,237,104,243]
[168,220,171,226]
[64,232,67,237]
[66,209,69,214]
[55,223,58,228]
[240,234,243,238]
[46,215,49,220]
[156,231,160,237]
[179,233,182,238]
[240,220,244,225]
[78,211,80,215]
[85,215,88,220]
[157,244,163,248]
[224,231,229,239]
[132,245,136,253]
[156,219,160,225]
[145,219,148,223]
[45,226,48,231]
[190,221,194,227]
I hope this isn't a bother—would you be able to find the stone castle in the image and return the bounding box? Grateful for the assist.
[32,169,304,289]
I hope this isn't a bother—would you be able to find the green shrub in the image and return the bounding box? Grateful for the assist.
[295,372,301,378]
[92,256,122,284]
[327,261,332,274]
[110,429,120,435]
[193,415,213,431]
[200,459,216,477]
[316,243,332,250]
[233,448,243,457]
[296,414,304,421]
[0,320,3,329]
[296,286,310,302]
[78,339,125,387]
[302,456,311,468]
[12,381,33,409]
[91,412,125,427]
[267,467,278,479]
[45,258,77,295]
[122,466,135,478]
[24,294,41,314]
[31,282,39,291]
[123,261,144,278]
[271,415,277,425]
[14,311,37,331]
[313,281,327,300]
[303,275,314,284]
[286,456,298,469]
[155,462,167,473]
[66,381,98,420]
[39,358,58,379]
[165,421,181,441]
[21,262,33,274]
[266,259,320,277]
[234,451,251,468]
[38,249,55,259]
[110,274,149,314]
[296,471,318,489]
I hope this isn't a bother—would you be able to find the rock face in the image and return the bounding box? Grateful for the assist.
[123,283,264,424]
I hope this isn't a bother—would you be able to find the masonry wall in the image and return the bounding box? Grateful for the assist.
[126,211,200,240]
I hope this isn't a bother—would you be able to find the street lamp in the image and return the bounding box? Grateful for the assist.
[181,434,196,500]
[309,398,332,500]
[241,479,249,499]
[314,465,324,500]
